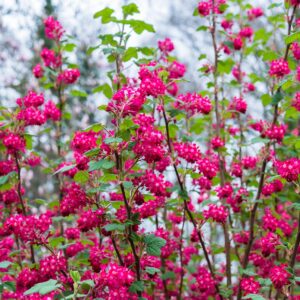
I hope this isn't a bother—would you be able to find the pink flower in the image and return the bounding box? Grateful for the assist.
[44,16,64,41]
[57,69,80,84]
[221,19,233,31]
[240,277,261,294]
[3,133,26,153]
[247,7,263,20]
[215,183,233,198]
[239,27,254,39]
[241,156,258,170]
[291,42,300,60]
[77,208,105,232]
[174,92,212,116]
[168,61,186,79]
[32,64,44,78]
[158,37,174,53]
[269,58,290,78]
[211,136,225,149]
[229,97,247,113]
[203,204,228,223]
[233,36,243,50]
[107,86,146,117]
[174,142,201,163]
[198,1,210,16]
[269,264,290,289]
[40,254,67,279]
[17,107,46,126]
[275,158,300,182]
[262,179,283,197]
[41,48,62,68]
[292,92,300,111]
[44,101,61,121]
[198,158,218,179]
[16,91,44,108]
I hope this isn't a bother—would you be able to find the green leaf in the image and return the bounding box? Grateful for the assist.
[145,267,160,275]
[122,3,139,17]
[285,31,300,45]
[123,181,133,189]
[49,236,65,248]
[84,148,101,157]
[123,47,138,62]
[220,287,233,298]
[241,268,256,276]
[80,280,95,288]
[93,7,115,23]
[102,83,113,98]
[196,25,208,31]
[261,94,272,106]
[104,223,126,231]
[281,79,293,91]
[74,171,89,184]
[24,279,61,296]
[104,137,123,144]
[124,20,155,34]
[290,203,300,210]
[271,91,283,106]
[250,137,269,144]
[70,90,88,98]
[3,281,16,292]
[243,294,266,300]
[24,133,33,150]
[0,172,16,186]
[254,28,271,43]
[53,164,76,175]
[143,234,166,256]
[83,123,104,133]
[129,280,144,293]
[88,160,115,172]
[0,261,11,268]
[70,271,81,283]
[161,271,176,280]
[218,58,235,74]
[87,45,100,55]
[63,43,76,52]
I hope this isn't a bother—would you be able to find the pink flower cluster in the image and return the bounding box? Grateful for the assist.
[275,158,300,182]
[174,92,212,116]
[44,16,64,41]
[229,97,247,114]
[158,37,174,53]
[262,179,283,197]
[107,86,146,117]
[203,204,228,223]
[269,58,290,78]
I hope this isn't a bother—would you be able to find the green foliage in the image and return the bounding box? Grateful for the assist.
[122,3,140,17]
[24,279,61,296]
[104,223,126,231]
[129,280,144,293]
[243,295,267,300]
[53,164,76,175]
[143,234,166,256]
[93,7,115,23]
[88,160,115,171]
[74,170,89,184]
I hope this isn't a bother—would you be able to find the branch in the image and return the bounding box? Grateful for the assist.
[161,106,223,299]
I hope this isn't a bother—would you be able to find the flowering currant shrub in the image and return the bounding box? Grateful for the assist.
[1,1,300,299]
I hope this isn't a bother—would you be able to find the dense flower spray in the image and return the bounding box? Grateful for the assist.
[0,2,300,300]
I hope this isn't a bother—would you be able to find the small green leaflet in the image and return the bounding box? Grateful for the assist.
[24,279,61,296]
[88,160,115,171]
[143,234,166,256]
[53,164,76,175]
